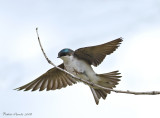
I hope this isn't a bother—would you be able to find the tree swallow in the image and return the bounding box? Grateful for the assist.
[15,38,122,105]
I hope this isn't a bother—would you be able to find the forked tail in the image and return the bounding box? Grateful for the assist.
[90,70,121,105]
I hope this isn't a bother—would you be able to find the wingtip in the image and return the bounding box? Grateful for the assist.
[119,37,123,41]
[13,88,18,90]
[115,37,123,42]
[96,101,99,105]
[13,87,21,91]
[112,37,123,45]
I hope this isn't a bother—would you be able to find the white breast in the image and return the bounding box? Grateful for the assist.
[61,55,99,83]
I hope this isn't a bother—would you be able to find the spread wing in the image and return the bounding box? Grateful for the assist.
[15,64,77,91]
[74,38,123,67]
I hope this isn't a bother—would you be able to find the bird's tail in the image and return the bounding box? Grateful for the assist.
[90,70,121,105]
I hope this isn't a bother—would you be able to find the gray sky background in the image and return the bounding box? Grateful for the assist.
[0,0,160,118]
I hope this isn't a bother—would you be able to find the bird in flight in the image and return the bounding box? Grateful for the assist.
[15,38,123,105]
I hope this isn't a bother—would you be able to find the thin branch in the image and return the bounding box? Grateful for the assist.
[36,28,56,67]
[35,28,160,95]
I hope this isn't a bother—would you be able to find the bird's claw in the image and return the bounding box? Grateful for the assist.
[73,68,83,75]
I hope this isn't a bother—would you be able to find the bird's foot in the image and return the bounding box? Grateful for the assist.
[73,68,83,75]
[90,81,95,87]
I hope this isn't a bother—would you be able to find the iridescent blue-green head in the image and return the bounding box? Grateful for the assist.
[58,48,74,58]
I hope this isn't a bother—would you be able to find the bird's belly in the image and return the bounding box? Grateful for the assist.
[64,61,85,76]
[64,59,99,83]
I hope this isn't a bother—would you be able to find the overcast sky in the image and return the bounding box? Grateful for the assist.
[0,0,160,118]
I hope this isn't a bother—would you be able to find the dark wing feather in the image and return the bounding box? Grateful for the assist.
[15,64,77,91]
[74,38,123,67]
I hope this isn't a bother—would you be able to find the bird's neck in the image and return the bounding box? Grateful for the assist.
[61,55,74,64]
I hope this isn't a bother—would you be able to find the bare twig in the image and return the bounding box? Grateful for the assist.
[35,28,160,95]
